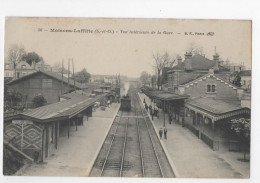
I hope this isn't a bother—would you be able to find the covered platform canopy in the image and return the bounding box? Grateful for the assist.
[4,93,107,123]
[185,97,250,121]
[141,87,188,101]
[141,87,189,127]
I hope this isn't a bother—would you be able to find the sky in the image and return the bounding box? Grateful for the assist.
[4,18,251,78]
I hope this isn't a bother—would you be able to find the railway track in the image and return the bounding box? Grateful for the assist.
[89,86,175,178]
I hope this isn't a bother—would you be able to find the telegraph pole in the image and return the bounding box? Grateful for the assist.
[68,58,70,91]
[61,59,64,95]
[72,58,76,91]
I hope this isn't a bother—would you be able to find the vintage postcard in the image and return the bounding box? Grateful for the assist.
[3,17,251,178]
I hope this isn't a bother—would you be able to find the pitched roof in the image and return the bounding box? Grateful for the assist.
[171,54,229,72]
[186,97,246,115]
[7,70,83,89]
[238,70,251,76]
[5,93,106,123]
[178,72,205,85]
[61,90,92,100]
[141,88,188,101]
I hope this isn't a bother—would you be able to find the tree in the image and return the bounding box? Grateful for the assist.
[230,118,250,161]
[161,57,176,87]
[52,62,69,73]
[152,52,170,90]
[151,75,157,89]
[140,71,151,86]
[4,90,23,109]
[32,95,47,108]
[232,75,242,87]
[187,42,204,55]
[8,44,26,79]
[22,52,41,66]
[74,68,91,83]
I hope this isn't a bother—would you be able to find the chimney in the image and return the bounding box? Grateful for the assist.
[177,56,182,65]
[213,46,219,62]
[213,53,219,62]
[184,59,192,70]
[184,52,192,59]
[213,59,219,72]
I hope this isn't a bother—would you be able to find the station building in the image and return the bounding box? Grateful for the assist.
[4,92,107,162]
[6,70,83,105]
[142,53,251,151]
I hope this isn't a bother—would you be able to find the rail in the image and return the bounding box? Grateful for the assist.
[134,92,164,177]
[134,97,145,177]
[119,117,128,176]
[100,111,122,176]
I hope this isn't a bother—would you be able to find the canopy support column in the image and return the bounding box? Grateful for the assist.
[76,118,78,131]
[68,119,70,139]
[163,100,166,127]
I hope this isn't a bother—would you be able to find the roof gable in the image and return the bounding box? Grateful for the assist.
[7,71,83,89]
[16,61,33,69]
[180,73,239,90]
[172,54,216,71]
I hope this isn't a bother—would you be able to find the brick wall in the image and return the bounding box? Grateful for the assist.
[184,76,239,100]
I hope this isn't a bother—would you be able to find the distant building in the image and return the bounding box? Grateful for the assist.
[4,61,15,79]
[238,70,251,91]
[15,61,36,79]
[4,60,53,79]
[90,74,118,84]
[104,76,117,84]
[33,60,52,72]
[6,71,82,105]
[223,59,246,72]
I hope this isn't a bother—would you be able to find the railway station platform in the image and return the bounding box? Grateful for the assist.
[16,103,120,176]
[138,92,250,178]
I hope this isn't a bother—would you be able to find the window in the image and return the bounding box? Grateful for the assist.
[42,79,52,88]
[206,84,216,93]
[207,85,211,92]
[212,85,216,92]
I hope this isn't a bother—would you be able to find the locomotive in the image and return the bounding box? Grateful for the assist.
[120,94,131,111]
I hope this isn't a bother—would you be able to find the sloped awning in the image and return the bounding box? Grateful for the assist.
[185,97,250,121]
[141,88,188,101]
[4,94,107,123]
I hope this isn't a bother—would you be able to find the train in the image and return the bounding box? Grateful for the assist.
[120,95,131,111]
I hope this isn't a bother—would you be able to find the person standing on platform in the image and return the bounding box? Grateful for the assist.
[159,128,163,140]
[145,103,148,111]
[151,108,154,120]
[169,114,172,124]
[164,128,168,139]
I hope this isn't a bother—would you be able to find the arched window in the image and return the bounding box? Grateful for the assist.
[207,85,211,92]
[212,85,216,92]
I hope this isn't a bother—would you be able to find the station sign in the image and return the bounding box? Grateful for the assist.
[12,120,33,125]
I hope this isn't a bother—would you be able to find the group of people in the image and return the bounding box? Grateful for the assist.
[143,98,168,140]
[159,128,167,140]
[143,99,159,118]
